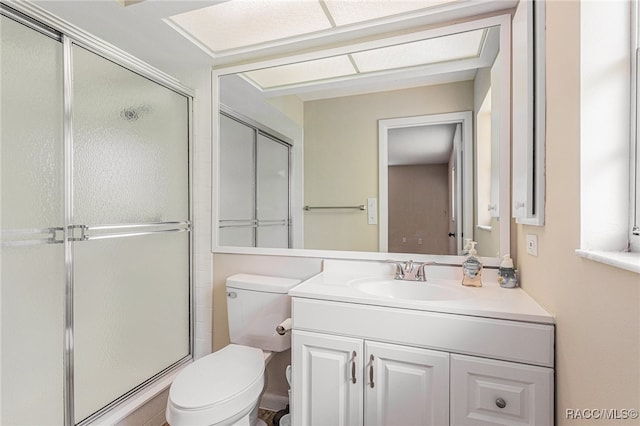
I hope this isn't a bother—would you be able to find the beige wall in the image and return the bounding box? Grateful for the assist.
[517,1,640,424]
[388,164,450,254]
[303,81,474,251]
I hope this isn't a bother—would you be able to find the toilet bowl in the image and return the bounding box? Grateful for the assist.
[166,274,301,426]
[166,345,265,426]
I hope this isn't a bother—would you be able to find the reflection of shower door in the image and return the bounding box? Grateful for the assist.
[219,111,291,248]
[1,9,191,426]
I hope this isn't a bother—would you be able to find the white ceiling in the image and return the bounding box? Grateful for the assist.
[388,124,457,166]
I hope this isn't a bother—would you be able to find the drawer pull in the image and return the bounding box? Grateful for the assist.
[351,351,357,384]
[369,354,375,388]
[495,398,507,409]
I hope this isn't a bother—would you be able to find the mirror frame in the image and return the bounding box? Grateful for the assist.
[512,0,546,226]
[212,13,512,266]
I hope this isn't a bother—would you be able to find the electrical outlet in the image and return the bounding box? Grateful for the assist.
[526,234,538,256]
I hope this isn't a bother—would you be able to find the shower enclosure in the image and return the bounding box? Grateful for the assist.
[1,5,192,425]
[218,109,292,248]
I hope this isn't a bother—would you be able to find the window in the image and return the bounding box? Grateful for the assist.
[577,0,640,273]
[631,0,640,251]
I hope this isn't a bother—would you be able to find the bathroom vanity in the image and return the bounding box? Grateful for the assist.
[289,260,554,426]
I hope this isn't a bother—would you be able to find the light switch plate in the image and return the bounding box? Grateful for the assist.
[367,198,377,225]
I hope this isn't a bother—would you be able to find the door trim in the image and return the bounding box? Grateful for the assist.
[378,111,473,254]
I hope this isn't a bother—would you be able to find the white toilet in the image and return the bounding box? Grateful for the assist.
[166,274,301,426]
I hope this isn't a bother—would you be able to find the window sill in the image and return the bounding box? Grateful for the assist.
[575,249,640,274]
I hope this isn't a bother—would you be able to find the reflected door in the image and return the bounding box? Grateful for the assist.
[219,112,291,248]
[256,133,290,247]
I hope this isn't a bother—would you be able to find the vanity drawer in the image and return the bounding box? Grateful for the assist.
[292,298,555,367]
[450,354,553,426]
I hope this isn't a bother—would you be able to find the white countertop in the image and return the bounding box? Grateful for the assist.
[288,259,554,324]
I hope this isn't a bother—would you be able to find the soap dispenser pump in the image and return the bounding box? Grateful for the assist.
[461,241,482,287]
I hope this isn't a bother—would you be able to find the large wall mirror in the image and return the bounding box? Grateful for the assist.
[212,13,512,264]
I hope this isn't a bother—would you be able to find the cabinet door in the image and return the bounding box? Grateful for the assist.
[292,330,364,426]
[451,354,553,426]
[364,341,449,426]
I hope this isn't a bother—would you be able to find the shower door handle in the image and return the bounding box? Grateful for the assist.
[75,221,191,241]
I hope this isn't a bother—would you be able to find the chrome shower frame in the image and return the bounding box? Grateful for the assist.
[0,2,196,425]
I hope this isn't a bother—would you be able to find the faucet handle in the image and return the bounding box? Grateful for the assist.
[385,259,405,279]
[416,261,437,281]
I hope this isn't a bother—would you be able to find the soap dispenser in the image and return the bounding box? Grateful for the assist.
[498,254,518,288]
[461,241,482,287]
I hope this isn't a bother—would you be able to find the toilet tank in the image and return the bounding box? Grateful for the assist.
[226,274,301,352]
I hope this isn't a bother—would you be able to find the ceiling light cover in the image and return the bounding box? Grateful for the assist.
[243,55,357,89]
[169,0,332,52]
[352,29,486,72]
[323,0,456,26]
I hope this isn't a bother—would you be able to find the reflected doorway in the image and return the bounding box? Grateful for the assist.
[378,112,473,255]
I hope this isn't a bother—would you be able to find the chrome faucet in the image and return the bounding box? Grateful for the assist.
[386,260,436,281]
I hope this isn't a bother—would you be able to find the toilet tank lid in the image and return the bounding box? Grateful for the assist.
[226,273,301,293]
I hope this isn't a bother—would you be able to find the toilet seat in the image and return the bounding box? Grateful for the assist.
[167,344,265,425]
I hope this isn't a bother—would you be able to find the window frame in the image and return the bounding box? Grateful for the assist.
[631,0,640,251]
[576,0,639,273]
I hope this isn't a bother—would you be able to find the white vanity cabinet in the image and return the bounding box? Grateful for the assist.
[365,340,450,425]
[450,354,553,425]
[292,331,363,425]
[290,297,555,426]
[292,330,449,426]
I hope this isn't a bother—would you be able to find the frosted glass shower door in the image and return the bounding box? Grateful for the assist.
[71,45,190,422]
[219,113,256,246]
[0,15,65,426]
[218,112,291,248]
[256,134,290,248]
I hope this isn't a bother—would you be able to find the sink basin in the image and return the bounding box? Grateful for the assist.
[348,277,471,301]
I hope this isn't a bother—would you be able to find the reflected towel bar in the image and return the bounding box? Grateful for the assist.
[304,205,365,211]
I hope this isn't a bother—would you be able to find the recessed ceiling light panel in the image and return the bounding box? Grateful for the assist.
[351,29,485,72]
[169,0,333,52]
[323,0,456,26]
[243,55,357,89]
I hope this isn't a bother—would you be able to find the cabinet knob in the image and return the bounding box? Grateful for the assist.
[495,397,507,409]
